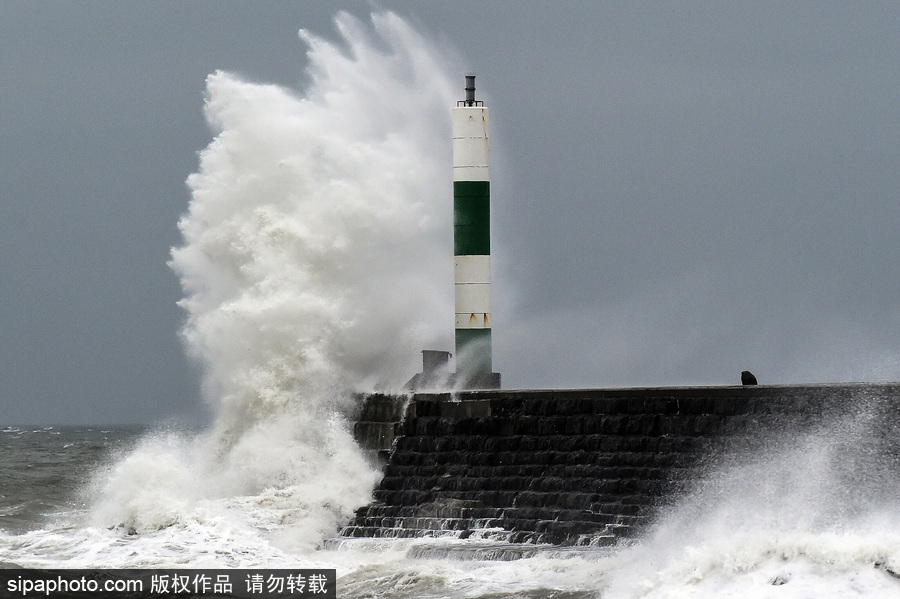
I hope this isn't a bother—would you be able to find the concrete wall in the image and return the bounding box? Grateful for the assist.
[344,383,900,545]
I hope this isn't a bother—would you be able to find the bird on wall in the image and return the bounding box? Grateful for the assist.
[741,370,758,385]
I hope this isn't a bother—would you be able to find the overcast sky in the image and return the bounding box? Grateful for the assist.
[2,2,899,425]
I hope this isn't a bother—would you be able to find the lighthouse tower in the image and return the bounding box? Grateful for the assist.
[404,76,500,391]
[453,75,500,389]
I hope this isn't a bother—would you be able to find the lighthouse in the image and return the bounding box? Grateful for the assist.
[452,75,500,389]
[404,75,500,391]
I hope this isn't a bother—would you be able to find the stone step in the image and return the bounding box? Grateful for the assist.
[413,395,809,418]
[389,449,696,469]
[384,463,681,480]
[351,504,648,527]
[356,508,502,520]
[487,394,829,417]
[377,474,672,494]
[387,449,698,469]
[339,524,628,546]
[341,526,459,539]
[400,415,732,438]
[349,517,504,531]
[394,434,706,456]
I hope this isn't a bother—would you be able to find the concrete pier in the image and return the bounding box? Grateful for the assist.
[345,383,900,545]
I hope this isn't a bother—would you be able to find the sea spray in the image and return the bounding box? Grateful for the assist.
[603,395,900,598]
[89,11,459,555]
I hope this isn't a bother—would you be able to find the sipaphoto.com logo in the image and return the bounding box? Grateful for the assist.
[5,573,140,596]
[0,569,336,599]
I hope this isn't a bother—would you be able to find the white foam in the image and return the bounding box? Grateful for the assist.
[600,406,900,598]
[83,9,457,559]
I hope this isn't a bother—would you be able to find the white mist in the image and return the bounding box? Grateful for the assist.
[89,11,458,555]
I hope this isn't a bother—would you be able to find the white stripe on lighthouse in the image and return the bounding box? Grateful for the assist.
[454,255,490,329]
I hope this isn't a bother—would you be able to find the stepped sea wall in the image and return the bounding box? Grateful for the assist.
[346,383,900,545]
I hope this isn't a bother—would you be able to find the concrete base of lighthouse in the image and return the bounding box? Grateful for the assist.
[406,371,500,391]
[454,371,501,390]
[405,349,500,391]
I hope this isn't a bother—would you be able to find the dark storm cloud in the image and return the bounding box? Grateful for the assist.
[2,2,899,424]
[441,2,900,387]
[0,2,341,425]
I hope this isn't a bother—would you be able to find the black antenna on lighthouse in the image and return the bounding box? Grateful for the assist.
[459,74,483,107]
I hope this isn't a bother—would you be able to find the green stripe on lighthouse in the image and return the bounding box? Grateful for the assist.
[455,328,493,373]
[454,181,490,256]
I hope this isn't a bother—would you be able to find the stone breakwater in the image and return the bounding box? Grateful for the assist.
[345,383,900,545]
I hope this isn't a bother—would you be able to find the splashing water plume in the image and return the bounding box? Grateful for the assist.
[90,11,458,553]
[602,399,900,598]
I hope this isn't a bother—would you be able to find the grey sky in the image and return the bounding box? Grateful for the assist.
[2,2,899,425]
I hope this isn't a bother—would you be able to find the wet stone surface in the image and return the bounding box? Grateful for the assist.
[344,384,900,545]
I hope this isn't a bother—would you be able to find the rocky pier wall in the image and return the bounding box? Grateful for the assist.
[345,383,900,545]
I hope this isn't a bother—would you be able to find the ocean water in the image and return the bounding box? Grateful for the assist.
[3,10,900,597]
[3,414,900,598]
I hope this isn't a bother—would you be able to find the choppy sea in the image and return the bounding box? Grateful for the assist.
[2,418,900,598]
